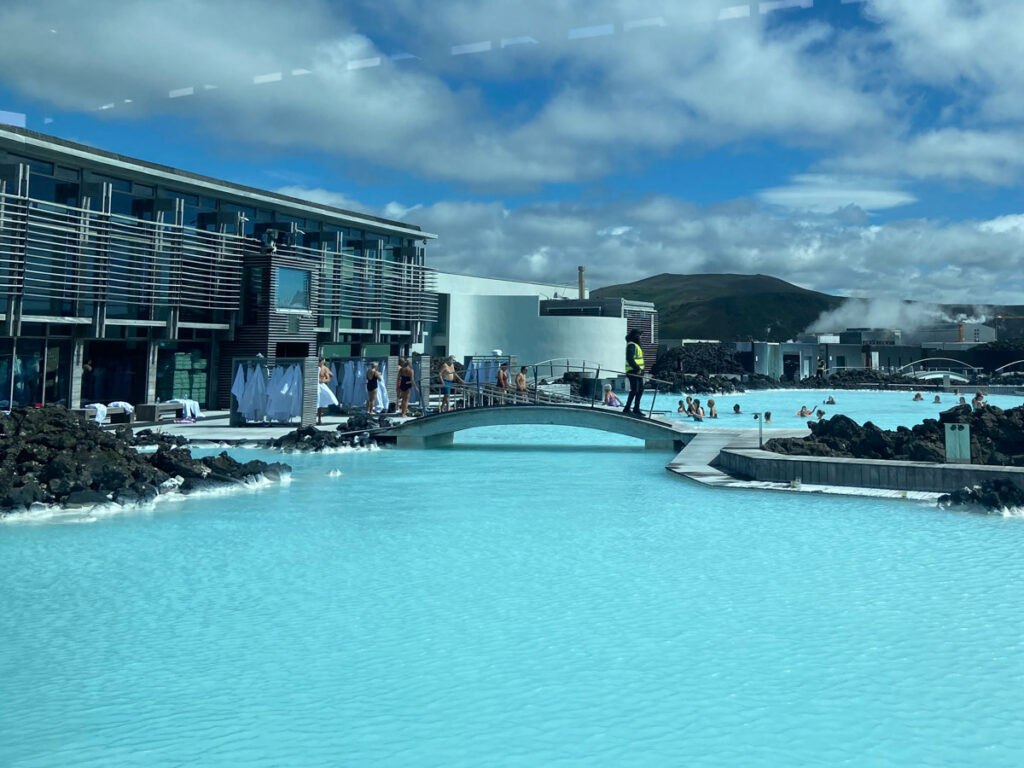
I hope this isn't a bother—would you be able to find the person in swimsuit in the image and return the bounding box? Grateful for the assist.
[515,366,528,403]
[496,362,510,403]
[605,386,623,408]
[397,358,418,417]
[438,356,463,412]
[317,357,337,425]
[707,398,718,418]
[365,362,382,414]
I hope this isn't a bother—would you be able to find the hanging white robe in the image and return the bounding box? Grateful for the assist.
[230,364,246,407]
[289,364,304,419]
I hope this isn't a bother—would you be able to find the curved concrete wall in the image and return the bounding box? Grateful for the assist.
[447,294,626,371]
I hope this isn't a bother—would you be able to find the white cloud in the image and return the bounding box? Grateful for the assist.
[833,129,1024,186]
[758,174,916,212]
[284,185,1024,304]
[0,0,895,186]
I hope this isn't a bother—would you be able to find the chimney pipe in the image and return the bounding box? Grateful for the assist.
[958,322,964,342]
[578,265,586,299]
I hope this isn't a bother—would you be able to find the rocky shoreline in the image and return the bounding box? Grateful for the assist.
[269,415,392,453]
[764,403,1024,511]
[0,408,290,516]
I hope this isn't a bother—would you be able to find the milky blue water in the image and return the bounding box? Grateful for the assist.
[3,394,1024,767]
[652,388,1024,430]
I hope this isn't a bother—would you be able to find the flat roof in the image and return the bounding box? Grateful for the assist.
[0,125,436,240]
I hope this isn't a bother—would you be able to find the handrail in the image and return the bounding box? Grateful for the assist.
[523,358,671,385]
[993,360,1024,375]
[896,358,981,373]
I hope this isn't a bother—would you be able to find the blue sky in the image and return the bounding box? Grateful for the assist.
[1,0,1023,305]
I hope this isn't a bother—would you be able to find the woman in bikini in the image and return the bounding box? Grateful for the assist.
[397,358,418,417]
[365,362,382,414]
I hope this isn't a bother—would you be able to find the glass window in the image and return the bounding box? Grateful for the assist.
[275,267,310,311]
[133,183,154,196]
[4,153,54,176]
[89,173,131,192]
[166,189,199,205]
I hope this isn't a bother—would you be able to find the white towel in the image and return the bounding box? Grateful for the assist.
[85,403,107,423]
[108,401,134,414]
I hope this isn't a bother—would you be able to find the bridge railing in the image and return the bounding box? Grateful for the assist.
[430,359,670,417]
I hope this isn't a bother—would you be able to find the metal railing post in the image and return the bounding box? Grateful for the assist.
[590,365,600,408]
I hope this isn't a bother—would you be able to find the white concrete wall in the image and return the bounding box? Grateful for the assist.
[435,271,581,299]
[447,294,625,370]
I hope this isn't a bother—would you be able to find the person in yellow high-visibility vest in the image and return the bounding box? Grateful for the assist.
[623,328,645,416]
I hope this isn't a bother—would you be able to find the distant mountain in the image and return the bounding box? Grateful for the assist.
[593,273,845,342]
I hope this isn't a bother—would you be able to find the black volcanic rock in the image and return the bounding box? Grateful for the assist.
[764,404,1024,467]
[272,425,360,452]
[939,480,1024,513]
[0,407,290,514]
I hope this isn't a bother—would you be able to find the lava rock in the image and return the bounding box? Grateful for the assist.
[0,406,291,515]
[939,480,1024,512]
[764,403,1024,467]
[272,425,356,452]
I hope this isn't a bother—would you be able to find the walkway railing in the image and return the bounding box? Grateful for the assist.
[431,359,670,418]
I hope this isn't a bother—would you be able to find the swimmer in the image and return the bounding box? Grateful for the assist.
[733,403,741,414]
[816,409,825,421]
[913,392,923,401]
[677,399,687,413]
[692,398,705,420]
[707,398,718,418]
[764,410,772,424]
[797,405,812,418]
[825,396,835,405]
[604,385,622,408]
[933,395,941,404]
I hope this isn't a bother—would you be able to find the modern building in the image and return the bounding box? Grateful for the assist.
[0,126,437,410]
[906,322,996,345]
[421,271,658,374]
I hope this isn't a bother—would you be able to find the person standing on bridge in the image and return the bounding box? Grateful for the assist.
[438,356,464,412]
[623,328,645,417]
[515,366,528,403]
[496,361,511,403]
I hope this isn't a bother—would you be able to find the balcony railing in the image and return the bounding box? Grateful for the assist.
[0,192,243,311]
[300,242,438,323]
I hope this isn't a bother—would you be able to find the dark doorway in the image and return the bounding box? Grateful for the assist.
[275,342,309,358]
[783,354,801,382]
[83,340,147,405]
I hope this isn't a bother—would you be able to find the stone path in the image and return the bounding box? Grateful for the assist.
[665,427,942,502]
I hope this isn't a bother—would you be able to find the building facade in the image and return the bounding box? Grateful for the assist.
[422,272,658,374]
[0,126,437,410]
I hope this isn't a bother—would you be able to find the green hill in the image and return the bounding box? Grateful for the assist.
[593,273,845,342]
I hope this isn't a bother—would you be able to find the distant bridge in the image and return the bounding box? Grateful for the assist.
[896,358,979,383]
[383,404,695,450]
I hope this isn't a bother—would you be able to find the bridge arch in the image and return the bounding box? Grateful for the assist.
[994,360,1024,376]
[384,404,693,451]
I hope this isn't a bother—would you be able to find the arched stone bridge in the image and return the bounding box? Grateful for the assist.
[383,404,695,450]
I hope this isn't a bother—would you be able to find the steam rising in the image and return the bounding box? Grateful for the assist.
[806,299,990,334]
